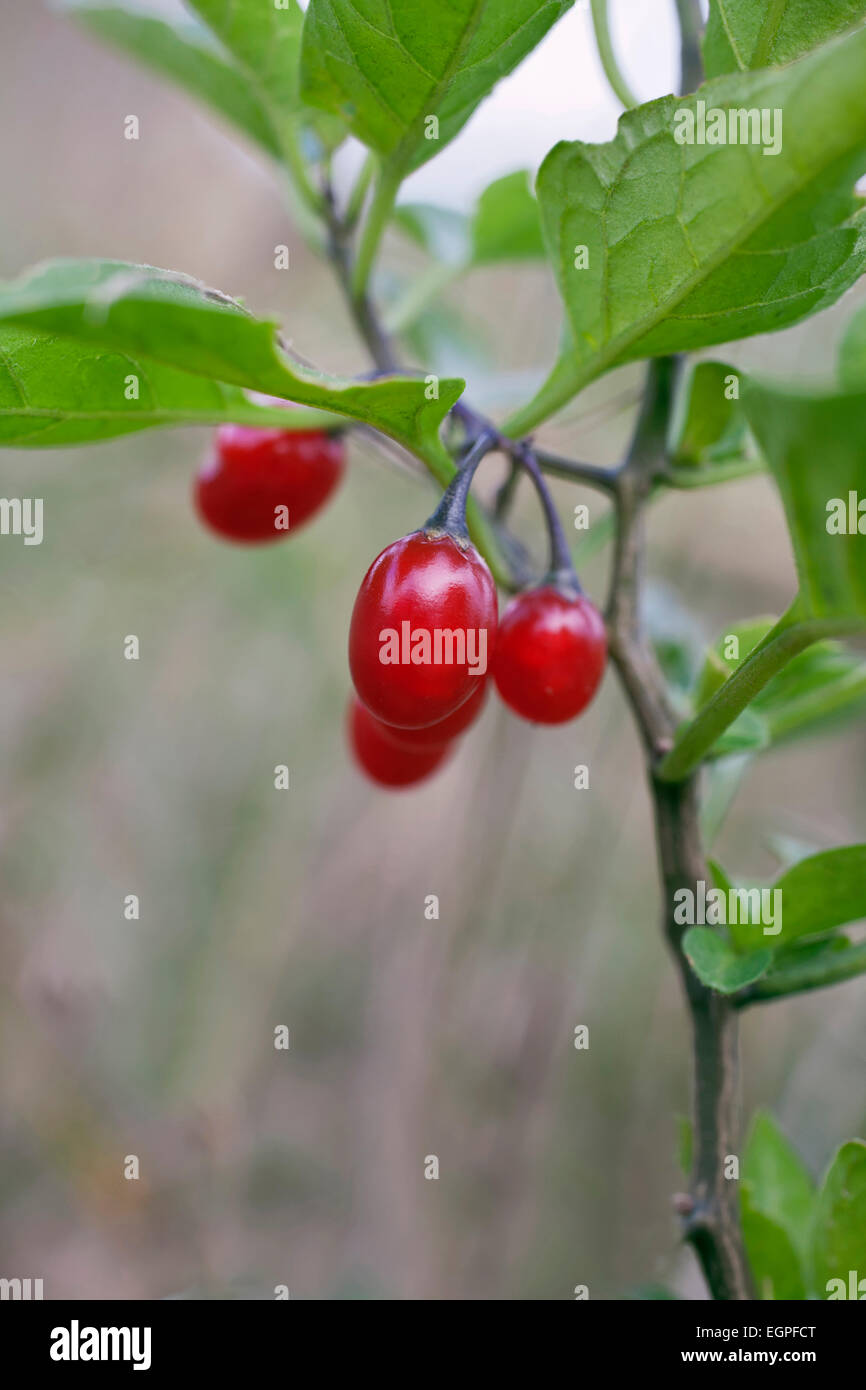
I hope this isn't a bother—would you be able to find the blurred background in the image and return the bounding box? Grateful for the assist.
[0,0,863,1300]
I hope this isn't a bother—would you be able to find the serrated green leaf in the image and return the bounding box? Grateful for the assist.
[299,0,573,178]
[507,28,866,434]
[741,1192,807,1299]
[0,259,462,471]
[742,1111,815,1270]
[703,0,866,79]
[63,1,281,158]
[682,927,772,993]
[811,1140,866,1297]
[0,325,338,446]
[471,171,546,265]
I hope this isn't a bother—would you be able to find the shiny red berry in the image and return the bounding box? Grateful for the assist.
[493,586,606,724]
[377,678,488,750]
[349,531,498,729]
[348,697,452,788]
[195,424,345,543]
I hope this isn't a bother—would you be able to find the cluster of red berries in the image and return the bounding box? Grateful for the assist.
[195,422,607,791]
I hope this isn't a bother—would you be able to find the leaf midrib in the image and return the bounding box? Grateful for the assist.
[389,0,487,175]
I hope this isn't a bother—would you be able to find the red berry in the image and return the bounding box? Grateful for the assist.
[348,697,452,788]
[493,586,606,724]
[349,531,497,729]
[378,678,488,750]
[195,424,345,543]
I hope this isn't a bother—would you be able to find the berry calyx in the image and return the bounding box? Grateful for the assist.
[348,697,452,788]
[349,530,498,729]
[493,585,606,724]
[195,423,345,543]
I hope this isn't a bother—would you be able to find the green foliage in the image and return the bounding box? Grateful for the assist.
[769,846,866,948]
[746,384,866,622]
[507,27,866,433]
[659,372,866,781]
[681,927,772,993]
[811,1141,866,1296]
[740,1194,806,1299]
[0,259,462,472]
[683,843,866,997]
[186,0,343,153]
[693,620,866,753]
[742,1111,815,1269]
[300,0,573,177]
[64,2,282,158]
[668,360,750,471]
[0,326,337,446]
[471,171,546,265]
[703,0,866,78]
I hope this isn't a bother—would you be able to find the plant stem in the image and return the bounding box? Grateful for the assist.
[654,776,752,1300]
[345,152,376,230]
[534,446,620,496]
[514,444,580,588]
[675,0,705,93]
[424,431,498,539]
[590,0,639,108]
[279,124,327,218]
[352,164,400,300]
[608,357,752,1300]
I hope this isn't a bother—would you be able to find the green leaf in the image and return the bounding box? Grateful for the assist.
[0,258,461,471]
[471,171,546,265]
[703,0,866,79]
[740,1193,806,1299]
[185,0,343,151]
[751,936,866,1002]
[63,1,281,158]
[746,384,866,622]
[771,846,866,947]
[811,1140,866,1297]
[757,643,866,741]
[659,377,866,782]
[742,1111,815,1269]
[695,618,776,706]
[692,620,866,751]
[299,0,573,177]
[682,927,772,994]
[0,326,338,446]
[506,27,866,434]
[668,361,749,467]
